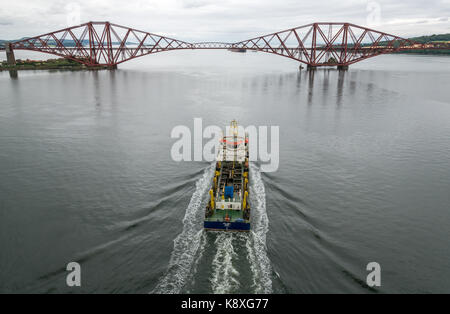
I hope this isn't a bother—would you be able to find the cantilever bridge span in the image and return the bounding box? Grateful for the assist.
[3,21,450,69]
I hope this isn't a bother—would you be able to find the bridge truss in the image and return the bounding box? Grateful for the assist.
[6,21,450,68]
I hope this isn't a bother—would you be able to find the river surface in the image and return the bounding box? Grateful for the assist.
[1,50,450,293]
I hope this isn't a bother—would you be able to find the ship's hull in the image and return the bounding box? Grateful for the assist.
[204,220,250,231]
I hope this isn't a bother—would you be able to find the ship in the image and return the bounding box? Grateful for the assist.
[228,48,247,53]
[204,120,250,231]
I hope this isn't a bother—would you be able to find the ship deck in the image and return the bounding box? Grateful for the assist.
[204,209,245,222]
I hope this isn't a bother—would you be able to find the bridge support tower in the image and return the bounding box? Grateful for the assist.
[5,43,16,65]
[337,65,349,71]
[307,64,317,71]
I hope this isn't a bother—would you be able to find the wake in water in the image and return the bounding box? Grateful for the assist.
[153,163,272,294]
[210,233,240,293]
[153,164,214,294]
[246,163,272,293]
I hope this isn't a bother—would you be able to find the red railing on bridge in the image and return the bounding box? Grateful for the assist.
[7,21,450,67]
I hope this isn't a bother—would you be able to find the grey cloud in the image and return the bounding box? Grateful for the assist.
[0,0,449,40]
[181,0,213,9]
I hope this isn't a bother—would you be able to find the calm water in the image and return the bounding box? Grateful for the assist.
[1,51,450,293]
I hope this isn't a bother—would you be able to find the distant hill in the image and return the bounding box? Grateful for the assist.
[408,33,450,43]
[344,33,450,54]
[0,37,31,48]
[0,38,135,48]
[394,33,450,55]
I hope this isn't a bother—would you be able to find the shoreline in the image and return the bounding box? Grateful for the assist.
[0,57,113,71]
[0,66,111,71]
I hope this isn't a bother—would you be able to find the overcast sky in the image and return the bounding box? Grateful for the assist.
[0,0,449,40]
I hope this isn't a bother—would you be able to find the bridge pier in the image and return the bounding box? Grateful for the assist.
[337,65,349,71]
[9,70,18,79]
[307,64,317,71]
[5,43,16,65]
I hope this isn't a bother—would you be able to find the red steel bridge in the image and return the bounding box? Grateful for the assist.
[3,21,449,69]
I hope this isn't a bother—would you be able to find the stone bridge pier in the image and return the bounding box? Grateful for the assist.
[5,43,16,65]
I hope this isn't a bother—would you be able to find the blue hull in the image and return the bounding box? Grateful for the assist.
[204,220,250,231]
